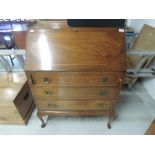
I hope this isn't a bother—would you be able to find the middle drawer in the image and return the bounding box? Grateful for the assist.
[31,86,120,100]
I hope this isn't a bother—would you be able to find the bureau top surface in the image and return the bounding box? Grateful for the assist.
[25,20,126,71]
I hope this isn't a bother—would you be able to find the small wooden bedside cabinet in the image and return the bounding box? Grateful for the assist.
[25,20,126,128]
[0,72,34,125]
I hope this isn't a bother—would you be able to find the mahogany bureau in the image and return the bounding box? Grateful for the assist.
[25,20,126,128]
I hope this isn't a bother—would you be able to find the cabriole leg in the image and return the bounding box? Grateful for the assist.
[107,113,117,129]
[37,112,46,128]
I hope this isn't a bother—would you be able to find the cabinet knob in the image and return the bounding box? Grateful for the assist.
[44,91,54,96]
[43,77,51,84]
[48,103,56,108]
[99,90,107,96]
[102,77,109,83]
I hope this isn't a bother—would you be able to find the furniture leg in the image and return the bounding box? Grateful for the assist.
[37,113,46,128]
[107,114,117,129]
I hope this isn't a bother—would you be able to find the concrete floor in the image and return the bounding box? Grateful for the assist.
[0,82,155,135]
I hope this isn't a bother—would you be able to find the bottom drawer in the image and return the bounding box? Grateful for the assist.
[36,100,116,111]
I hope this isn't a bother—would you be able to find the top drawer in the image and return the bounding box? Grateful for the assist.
[29,72,124,86]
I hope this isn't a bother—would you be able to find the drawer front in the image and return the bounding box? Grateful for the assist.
[14,82,34,119]
[36,99,116,111]
[30,72,124,86]
[32,86,120,99]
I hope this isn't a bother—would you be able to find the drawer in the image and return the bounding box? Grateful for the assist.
[14,82,34,119]
[32,86,120,99]
[36,99,116,111]
[29,72,124,86]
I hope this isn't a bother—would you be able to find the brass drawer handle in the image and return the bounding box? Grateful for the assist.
[44,91,54,96]
[99,90,107,96]
[42,77,51,84]
[48,103,56,108]
[102,77,109,83]
[98,103,107,109]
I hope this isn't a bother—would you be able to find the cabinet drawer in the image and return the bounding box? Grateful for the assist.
[30,72,124,86]
[32,86,120,99]
[36,99,116,111]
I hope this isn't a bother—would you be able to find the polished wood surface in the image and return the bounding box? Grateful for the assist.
[30,71,124,86]
[12,31,26,49]
[36,99,116,111]
[25,20,126,71]
[25,20,126,128]
[32,86,120,99]
[0,107,22,121]
[0,86,25,105]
